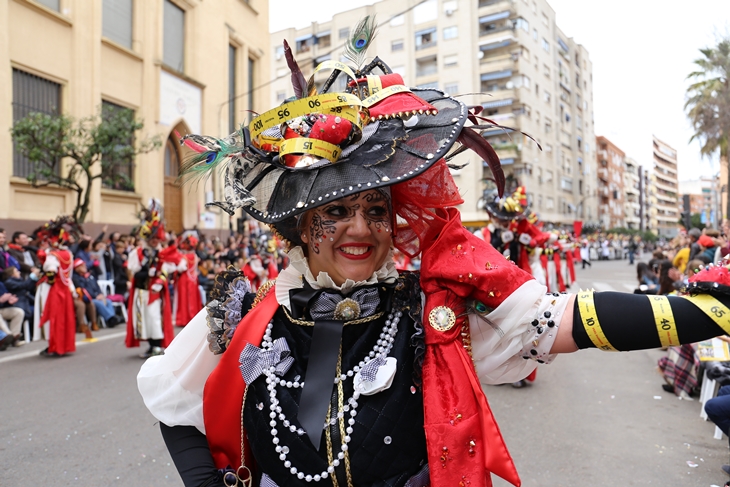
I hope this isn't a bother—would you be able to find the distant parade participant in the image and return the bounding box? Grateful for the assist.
[34,216,83,357]
[125,201,174,358]
[171,232,203,327]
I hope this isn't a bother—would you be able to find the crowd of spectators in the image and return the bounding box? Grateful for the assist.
[0,220,290,351]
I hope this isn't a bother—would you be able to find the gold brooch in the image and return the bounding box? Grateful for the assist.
[334,298,361,321]
[429,306,456,332]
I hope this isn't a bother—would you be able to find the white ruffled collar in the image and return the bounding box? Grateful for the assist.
[275,246,398,309]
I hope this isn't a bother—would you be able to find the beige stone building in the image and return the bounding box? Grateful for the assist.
[595,136,625,229]
[0,0,269,235]
[269,0,597,226]
[623,157,640,230]
[651,135,679,237]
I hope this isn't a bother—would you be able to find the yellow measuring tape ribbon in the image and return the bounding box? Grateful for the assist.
[362,85,412,108]
[249,92,362,140]
[577,291,617,351]
[313,60,357,83]
[681,294,730,335]
[648,295,679,348]
[279,138,342,163]
[367,75,383,94]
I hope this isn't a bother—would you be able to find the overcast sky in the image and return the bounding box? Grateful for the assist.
[269,0,730,181]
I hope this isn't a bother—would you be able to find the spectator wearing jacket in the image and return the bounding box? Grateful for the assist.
[1,266,36,324]
[0,279,25,346]
[0,229,21,273]
[7,231,41,278]
[72,259,119,328]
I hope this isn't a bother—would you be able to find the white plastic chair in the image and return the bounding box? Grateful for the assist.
[699,369,724,440]
[97,279,128,323]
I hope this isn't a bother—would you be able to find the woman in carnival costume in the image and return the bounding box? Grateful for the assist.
[33,216,83,357]
[126,200,175,358]
[172,232,205,326]
[138,19,730,487]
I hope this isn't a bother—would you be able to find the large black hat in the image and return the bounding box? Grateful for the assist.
[179,17,505,248]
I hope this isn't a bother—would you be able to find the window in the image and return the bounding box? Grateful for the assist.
[535,82,539,95]
[35,0,59,11]
[12,69,61,178]
[542,13,549,25]
[444,82,459,95]
[413,0,437,24]
[575,73,580,87]
[443,26,458,40]
[163,0,185,72]
[228,45,237,133]
[514,17,529,32]
[415,28,437,50]
[391,39,404,52]
[275,45,284,60]
[532,28,538,41]
[165,136,180,178]
[390,15,404,27]
[103,0,133,49]
[276,91,286,102]
[444,54,458,67]
[101,101,135,191]
[339,27,350,39]
[416,55,438,77]
[541,38,550,52]
[546,197,554,209]
[544,118,552,134]
[576,93,581,107]
[248,57,255,113]
[543,64,550,78]
[561,177,572,192]
[296,36,314,54]
[317,32,331,49]
[544,90,551,103]
[520,46,530,60]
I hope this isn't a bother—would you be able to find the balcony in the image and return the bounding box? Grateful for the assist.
[416,55,438,78]
[597,167,608,183]
[479,11,513,37]
[479,34,516,55]
[479,0,513,7]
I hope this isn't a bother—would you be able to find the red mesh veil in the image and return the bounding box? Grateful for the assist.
[390,159,463,258]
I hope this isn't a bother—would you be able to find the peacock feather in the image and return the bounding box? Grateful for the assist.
[343,16,378,70]
[178,131,244,183]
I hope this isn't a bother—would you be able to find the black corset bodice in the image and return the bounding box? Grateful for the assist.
[243,293,427,487]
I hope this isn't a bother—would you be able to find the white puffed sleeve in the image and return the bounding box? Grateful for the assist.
[127,249,142,274]
[469,279,571,385]
[137,309,220,433]
[43,254,59,273]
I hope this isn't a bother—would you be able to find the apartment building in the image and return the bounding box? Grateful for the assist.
[679,177,721,229]
[623,157,640,229]
[638,165,654,232]
[651,136,679,237]
[595,136,625,229]
[269,0,597,226]
[1,0,268,234]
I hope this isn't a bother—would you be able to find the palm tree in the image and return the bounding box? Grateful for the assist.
[685,38,730,220]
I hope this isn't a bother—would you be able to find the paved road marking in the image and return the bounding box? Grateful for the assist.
[590,281,616,292]
[0,331,127,364]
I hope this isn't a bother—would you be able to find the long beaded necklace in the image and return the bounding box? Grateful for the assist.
[260,308,402,483]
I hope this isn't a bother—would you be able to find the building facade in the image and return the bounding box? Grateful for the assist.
[651,135,679,237]
[623,157,640,230]
[269,0,597,226]
[0,0,269,234]
[679,177,721,229]
[595,136,625,229]
[638,165,654,233]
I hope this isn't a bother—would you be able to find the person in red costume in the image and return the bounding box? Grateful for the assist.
[171,232,204,326]
[242,250,279,292]
[33,216,83,357]
[137,22,730,487]
[126,200,174,358]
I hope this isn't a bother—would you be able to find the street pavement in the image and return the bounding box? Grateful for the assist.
[1,253,728,486]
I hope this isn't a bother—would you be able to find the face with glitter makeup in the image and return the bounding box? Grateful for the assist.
[300,190,392,286]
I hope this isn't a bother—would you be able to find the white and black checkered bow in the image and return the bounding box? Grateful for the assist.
[309,287,380,321]
[239,337,294,384]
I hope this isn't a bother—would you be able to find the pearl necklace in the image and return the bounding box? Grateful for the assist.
[260,309,402,483]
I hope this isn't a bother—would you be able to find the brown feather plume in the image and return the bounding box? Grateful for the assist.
[283,40,307,99]
[457,127,506,197]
